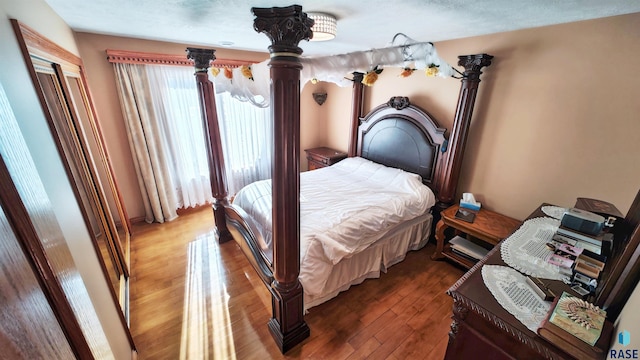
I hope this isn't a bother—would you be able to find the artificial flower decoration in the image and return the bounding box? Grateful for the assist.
[399,67,416,78]
[425,63,440,77]
[362,65,383,86]
[224,67,233,80]
[210,67,220,77]
[240,65,254,81]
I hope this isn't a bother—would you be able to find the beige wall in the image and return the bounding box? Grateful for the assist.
[78,13,640,223]
[322,13,640,221]
[0,0,133,358]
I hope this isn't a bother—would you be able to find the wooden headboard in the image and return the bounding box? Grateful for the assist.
[358,96,446,190]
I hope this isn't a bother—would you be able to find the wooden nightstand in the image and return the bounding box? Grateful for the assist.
[305,147,347,170]
[432,204,520,269]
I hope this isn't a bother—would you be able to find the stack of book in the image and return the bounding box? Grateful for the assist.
[449,235,489,261]
[554,224,608,255]
[546,243,582,276]
[572,252,606,295]
[546,242,606,296]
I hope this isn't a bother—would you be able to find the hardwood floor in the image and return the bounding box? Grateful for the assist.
[130,206,465,359]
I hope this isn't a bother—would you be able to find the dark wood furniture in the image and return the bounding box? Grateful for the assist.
[305,147,347,170]
[190,5,494,353]
[432,204,520,269]
[445,200,640,360]
[591,188,640,320]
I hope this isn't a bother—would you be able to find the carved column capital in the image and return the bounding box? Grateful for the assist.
[252,5,313,55]
[352,71,364,84]
[458,54,494,81]
[186,47,216,72]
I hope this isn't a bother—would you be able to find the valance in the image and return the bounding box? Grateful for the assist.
[106,49,249,68]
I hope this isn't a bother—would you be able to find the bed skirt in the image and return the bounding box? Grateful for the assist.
[304,212,433,311]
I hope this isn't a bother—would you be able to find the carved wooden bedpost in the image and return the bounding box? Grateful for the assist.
[348,72,365,157]
[186,48,232,243]
[435,54,493,213]
[252,5,312,353]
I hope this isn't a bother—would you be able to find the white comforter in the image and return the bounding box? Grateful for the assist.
[232,156,436,296]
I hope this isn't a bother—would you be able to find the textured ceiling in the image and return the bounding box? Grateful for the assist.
[44,0,640,57]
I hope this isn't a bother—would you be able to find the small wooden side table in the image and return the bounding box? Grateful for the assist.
[432,204,521,269]
[305,147,347,170]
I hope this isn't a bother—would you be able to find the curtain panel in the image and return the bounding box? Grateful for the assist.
[113,63,179,223]
[112,59,273,223]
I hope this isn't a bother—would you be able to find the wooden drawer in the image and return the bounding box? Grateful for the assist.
[304,147,347,170]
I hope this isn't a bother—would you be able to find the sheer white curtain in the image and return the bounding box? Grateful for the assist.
[146,66,213,210]
[216,91,272,196]
[114,62,272,222]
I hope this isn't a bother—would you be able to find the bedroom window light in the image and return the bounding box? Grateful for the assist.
[146,65,213,211]
[159,69,273,200]
[113,63,272,221]
[215,91,273,196]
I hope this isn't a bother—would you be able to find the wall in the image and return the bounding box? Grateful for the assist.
[76,13,640,225]
[300,81,332,168]
[322,12,640,221]
[0,0,133,358]
[611,280,640,356]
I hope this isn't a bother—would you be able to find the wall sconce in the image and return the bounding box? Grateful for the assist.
[312,92,327,106]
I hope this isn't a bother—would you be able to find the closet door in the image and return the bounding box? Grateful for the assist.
[0,81,110,358]
[0,181,85,359]
[34,63,126,301]
[64,70,131,268]
[12,20,131,321]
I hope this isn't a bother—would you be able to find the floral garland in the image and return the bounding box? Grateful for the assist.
[425,63,439,77]
[224,67,233,80]
[236,61,450,87]
[399,67,416,78]
[209,66,254,82]
[240,65,254,81]
[342,62,447,87]
[362,65,383,86]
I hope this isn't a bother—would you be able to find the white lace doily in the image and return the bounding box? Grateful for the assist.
[541,206,568,220]
[501,217,569,282]
[482,265,552,332]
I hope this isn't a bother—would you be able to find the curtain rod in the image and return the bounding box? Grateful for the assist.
[106,49,253,68]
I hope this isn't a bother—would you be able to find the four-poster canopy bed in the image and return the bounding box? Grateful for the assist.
[187,5,493,353]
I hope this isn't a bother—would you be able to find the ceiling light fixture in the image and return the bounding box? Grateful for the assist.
[308,12,337,41]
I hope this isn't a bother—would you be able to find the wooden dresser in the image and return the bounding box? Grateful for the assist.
[304,147,347,170]
[444,205,618,360]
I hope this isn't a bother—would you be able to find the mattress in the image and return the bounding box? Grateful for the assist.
[232,156,436,303]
